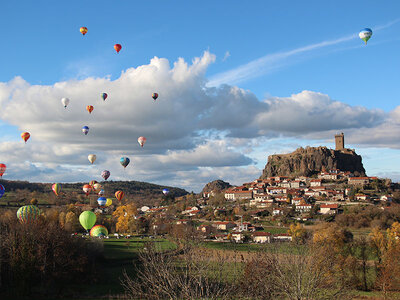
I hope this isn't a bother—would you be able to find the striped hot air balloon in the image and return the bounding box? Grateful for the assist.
[17,205,41,223]
[115,190,124,201]
[101,170,110,180]
[21,132,30,143]
[90,225,108,237]
[52,183,61,196]
[86,105,94,114]
[97,197,107,206]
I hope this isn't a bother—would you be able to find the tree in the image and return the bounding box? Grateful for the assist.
[288,223,307,244]
[64,211,79,232]
[113,204,138,234]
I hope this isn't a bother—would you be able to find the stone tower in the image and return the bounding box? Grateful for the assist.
[335,133,344,151]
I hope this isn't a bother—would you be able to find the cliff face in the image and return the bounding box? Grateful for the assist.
[260,146,366,179]
[202,180,232,194]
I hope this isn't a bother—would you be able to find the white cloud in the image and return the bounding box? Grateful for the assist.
[222,51,230,62]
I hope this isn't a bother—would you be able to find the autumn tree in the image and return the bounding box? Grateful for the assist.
[64,211,80,232]
[288,223,307,244]
[113,204,138,234]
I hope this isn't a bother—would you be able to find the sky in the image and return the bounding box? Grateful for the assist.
[0,1,400,192]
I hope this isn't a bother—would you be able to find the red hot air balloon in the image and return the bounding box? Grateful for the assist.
[80,27,88,36]
[114,44,122,53]
[21,132,30,143]
[0,164,6,177]
[138,136,147,147]
[115,190,124,201]
[86,105,94,114]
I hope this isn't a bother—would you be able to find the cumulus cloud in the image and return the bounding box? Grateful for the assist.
[0,51,397,191]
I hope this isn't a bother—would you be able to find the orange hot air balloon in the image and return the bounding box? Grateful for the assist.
[80,27,88,36]
[115,190,124,201]
[86,105,94,114]
[114,44,122,53]
[21,132,30,143]
[83,184,92,196]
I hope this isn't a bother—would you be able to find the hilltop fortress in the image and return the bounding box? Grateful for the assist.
[260,134,366,178]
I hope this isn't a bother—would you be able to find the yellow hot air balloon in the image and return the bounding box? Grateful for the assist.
[105,198,113,207]
[80,27,88,36]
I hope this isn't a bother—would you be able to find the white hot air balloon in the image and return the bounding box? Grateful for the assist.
[88,154,96,164]
[138,136,147,147]
[61,98,70,108]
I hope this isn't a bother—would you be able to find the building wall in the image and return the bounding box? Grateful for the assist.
[335,133,344,151]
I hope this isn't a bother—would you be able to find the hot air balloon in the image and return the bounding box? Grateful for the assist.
[138,136,147,147]
[98,189,105,196]
[61,97,70,108]
[79,211,96,231]
[359,28,372,44]
[120,157,130,168]
[115,190,124,201]
[101,93,108,101]
[152,93,158,101]
[83,184,92,196]
[52,183,61,196]
[93,183,102,193]
[21,132,30,143]
[105,198,113,207]
[80,27,88,36]
[86,105,94,114]
[114,44,122,53]
[0,184,4,199]
[82,126,89,135]
[97,196,107,206]
[101,170,110,181]
[0,164,6,177]
[17,205,41,223]
[89,180,98,188]
[88,154,96,164]
[162,188,169,196]
[90,225,108,237]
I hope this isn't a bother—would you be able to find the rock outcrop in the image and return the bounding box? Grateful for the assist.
[202,180,232,194]
[260,146,366,178]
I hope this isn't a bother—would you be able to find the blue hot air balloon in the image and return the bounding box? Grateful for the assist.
[0,184,5,199]
[97,197,107,206]
[120,157,130,168]
[82,126,89,135]
[163,188,169,196]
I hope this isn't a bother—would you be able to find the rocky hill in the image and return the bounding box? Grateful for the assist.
[260,146,366,178]
[202,180,232,194]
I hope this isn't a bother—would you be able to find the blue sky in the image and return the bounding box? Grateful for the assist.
[0,1,399,191]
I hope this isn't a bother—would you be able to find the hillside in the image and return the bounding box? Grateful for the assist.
[261,146,366,178]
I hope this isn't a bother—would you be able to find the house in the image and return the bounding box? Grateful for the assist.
[273,233,292,242]
[176,219,191,225]
[318,172,339,180]
[355,193,370,201]
[320,204,339,214]
[292,197,305,205]
[380,195,393,202]
[215,234,228,241]
[252,231,271,243]
[310,179,322,187]
[224,190,253,201]
[182,206,200,215]
[272,208,284,216]
[231,232,245,242]
[266,187,287,195]
[198,224,213,234]
[295,203,312,213]
[348,177,370,186]
[214,221,236,231]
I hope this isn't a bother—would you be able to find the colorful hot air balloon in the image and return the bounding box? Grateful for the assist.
[21,132,30,143]
[98,189,105,196]
[61,97,70,108]
[86,105,94,114]
[52,183,61,196]
[0,164,6,177]
[115,190,124,201]
[93,183,102,193]
[138,136,147,147]
[89,180,98,188]
[90,225,108,237]
[120,157,130,168]
[163,188,169,195]
[114,44,122,53]
[17,205,41,223]
[105,198,113,207]
[101,93,107,101]
[152,93,158,101]
[359,28,372,44]
[88,154,96,164]
[82,126,89,135]
[0,184,5,199]
[79,211,96,231]
[80,26,88,36]
[83,184,92,196]
[101,170,110,180]
[97,196,107,206]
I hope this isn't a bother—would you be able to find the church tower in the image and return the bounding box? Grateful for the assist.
[335,133,344,151]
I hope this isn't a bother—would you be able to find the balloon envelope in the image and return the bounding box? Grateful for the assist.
[359,28,372,44]
[114,44,122,53]
[90,225,108,237]
[98,189,105,196]
[93,183,102,193]
[138,136,147,147]
[86,105,94,114]
[0,184,4,198]
[105,198,113,207]
[115,190,124,201]
[0,164,6,177]
[21,132,30,143]
[82,126,89,135]
[17,205,41,223]
[120,157,130,168]
[163,188,169,195]
[80,27,88,35]
[83,184,92,196]
[101,170,110,180]
[52,183,61,196]
[89,180,98,188]
[152,93,158,100]
[79,211,96,230]
[88,154,96,164]
[101,93,107,101]
[97,197,107,206]
[61,97,70,108]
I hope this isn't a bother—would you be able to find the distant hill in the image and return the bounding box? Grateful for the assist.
[202,180,232,194]
[0,179,188,207]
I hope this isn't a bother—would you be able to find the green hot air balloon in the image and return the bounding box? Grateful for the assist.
[17,205,41,223]
[90,225,108,237]
[79,211,97,231]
